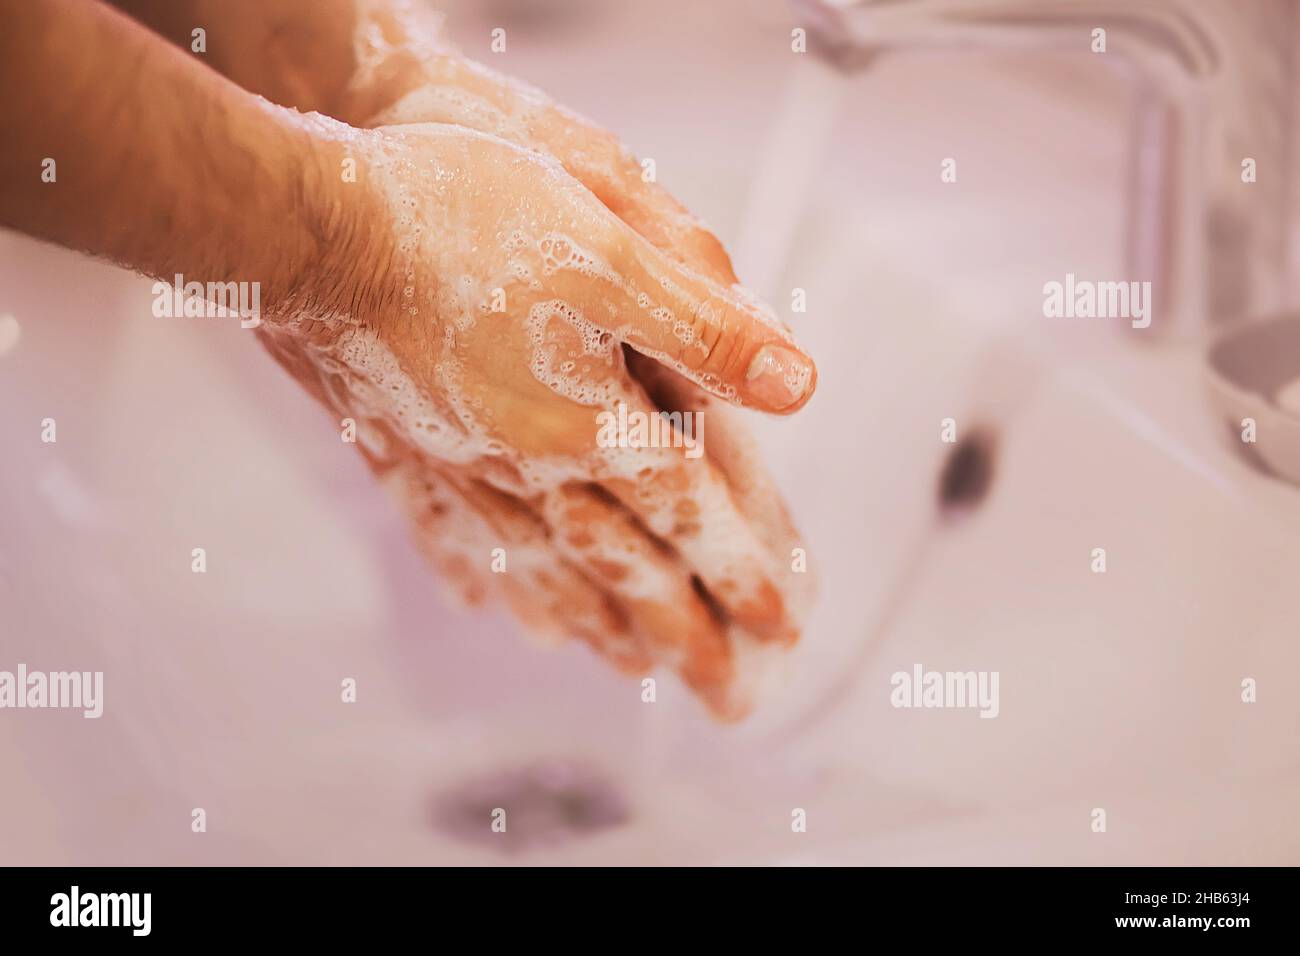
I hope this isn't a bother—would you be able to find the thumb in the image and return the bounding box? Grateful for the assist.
[611,235,817,414]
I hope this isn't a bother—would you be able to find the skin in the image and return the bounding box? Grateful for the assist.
[0,0,819,718]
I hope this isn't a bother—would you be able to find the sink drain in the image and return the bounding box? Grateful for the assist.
[938,427,998,514]
[430,759,630,853]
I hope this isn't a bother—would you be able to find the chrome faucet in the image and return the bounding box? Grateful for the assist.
[791,0,1298,334]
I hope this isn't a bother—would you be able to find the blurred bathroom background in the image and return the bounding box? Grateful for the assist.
[2,0,1299,864]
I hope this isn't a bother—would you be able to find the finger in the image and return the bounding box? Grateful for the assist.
[522,296,800,645]
[604,232,817,415]
[591,423,799,647]
[382,458,498,608]
[361,56,742,286]
[552,119,815,622]
[533,108,742,287]
[386,459,643,664]
[595,446,798,648]
[514,132,816,414]
[441,469,645,664]
[525,206,815,415]
[623,352,815,621]
[541,482,749,719]
[523,112,802,528]
[370,81,814,413]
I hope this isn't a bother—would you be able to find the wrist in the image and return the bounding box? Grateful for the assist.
[272,119,398,331]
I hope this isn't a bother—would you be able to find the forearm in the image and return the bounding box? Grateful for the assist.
[0,0,340,303]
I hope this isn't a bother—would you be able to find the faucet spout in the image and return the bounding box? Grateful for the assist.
[793,0,1298,333]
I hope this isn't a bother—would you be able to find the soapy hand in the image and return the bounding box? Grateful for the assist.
[332,12,822,716]
[79,0,818,716]
[258,116,816,718]
[339,3,753,293]
[1,0,818,718]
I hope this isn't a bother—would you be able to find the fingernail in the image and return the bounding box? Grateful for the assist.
[745,344,813,410]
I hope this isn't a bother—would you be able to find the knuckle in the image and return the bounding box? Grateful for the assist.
[688,297,746,380]
[688,305,725,371]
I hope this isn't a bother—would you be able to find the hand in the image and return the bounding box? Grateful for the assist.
[58,0,820,717]
[338,2,749,288]
[261,119,815,717]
